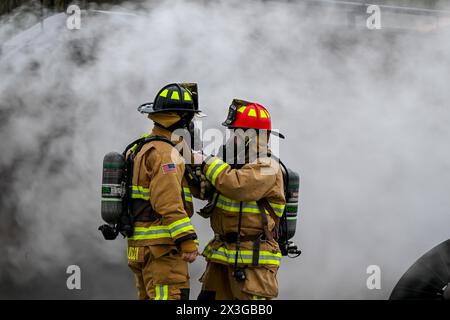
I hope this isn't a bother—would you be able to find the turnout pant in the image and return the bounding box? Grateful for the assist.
[198,261,279,300]
[128,245,190,300]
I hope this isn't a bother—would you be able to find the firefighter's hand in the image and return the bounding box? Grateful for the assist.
[181,251,198,263]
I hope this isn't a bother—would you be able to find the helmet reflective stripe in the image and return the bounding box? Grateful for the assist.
[154,285,169,300]
[171,90,180,100]
[184,92,192,101]
[248,109,257,117]
[159,89,169,97]
[260,110,269,118]
[252,295,267,300]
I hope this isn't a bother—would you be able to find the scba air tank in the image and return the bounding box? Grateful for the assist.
[101,152,126,224]
[285,168,299,240]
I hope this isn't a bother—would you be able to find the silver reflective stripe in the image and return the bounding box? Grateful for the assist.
[132,229,169,236]
[170,221,192,233]
[207,161,224,180]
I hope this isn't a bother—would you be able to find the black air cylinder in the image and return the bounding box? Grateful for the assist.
[101,152,126,224]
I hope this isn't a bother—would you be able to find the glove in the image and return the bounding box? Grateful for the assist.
[180,239,199,263]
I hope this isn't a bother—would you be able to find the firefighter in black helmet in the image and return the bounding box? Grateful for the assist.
[126,83,203,300]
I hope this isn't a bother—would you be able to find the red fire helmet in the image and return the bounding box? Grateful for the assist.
[222,99,284,138]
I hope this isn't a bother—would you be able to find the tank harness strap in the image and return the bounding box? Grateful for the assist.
[257,198,280,239]
[256,199,274,242]
[252,199,272,267]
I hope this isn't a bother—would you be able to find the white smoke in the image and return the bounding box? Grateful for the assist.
[0,0,449,299]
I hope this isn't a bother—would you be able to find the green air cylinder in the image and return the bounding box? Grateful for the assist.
[101,152,126,224]
[285,168,299,240]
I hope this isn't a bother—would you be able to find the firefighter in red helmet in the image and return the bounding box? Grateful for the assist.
[195,99,286,300]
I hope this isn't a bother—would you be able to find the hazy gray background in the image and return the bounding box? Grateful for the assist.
[0,0,449,299]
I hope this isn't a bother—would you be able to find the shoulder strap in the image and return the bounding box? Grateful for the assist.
[123,135,175,157]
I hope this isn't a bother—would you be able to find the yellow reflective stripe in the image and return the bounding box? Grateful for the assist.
[154,285,168,300]
[131,185,151,200]
[171,225,194,237]
[183,187,192,203]
[128,231,171,241]
[202,245,281,266]
[216,200,260,214]
[260,110,267,118]
[168,217,190,230]
[171,91,180,100]
[159,89,168,97]
[131,186,149,192]
[237,106,246,113]
[252,295,266,300]
[206,158,222,178]
[211,163,228,185]
[183,92,192,101]
[169,217,194,237]
[248,109,257,117]
[163,285,169,300]
[154,285,160,300]
[129,218,194,241]
[206,158,230,186]
[269,202,285,217]
[216,195,270,214]
[131,193,151,200]
[130,223,171,241]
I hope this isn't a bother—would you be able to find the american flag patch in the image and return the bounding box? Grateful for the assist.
[161,163,177,174]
